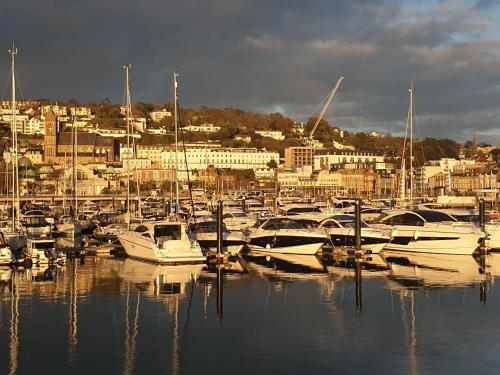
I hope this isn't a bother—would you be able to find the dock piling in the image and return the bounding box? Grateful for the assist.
[217,200,223,258]
[355,198,362,254]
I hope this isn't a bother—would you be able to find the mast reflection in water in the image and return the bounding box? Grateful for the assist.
[1,252,500,374]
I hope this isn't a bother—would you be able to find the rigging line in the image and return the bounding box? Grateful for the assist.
[177,99,197,223]
[13,71,24,101]
[1,74,11,102]
[412,89,426,168]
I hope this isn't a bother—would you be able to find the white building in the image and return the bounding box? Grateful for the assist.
[133,117,147,132]
[234,135,252,144]
[146,127,167,135]
[255,130,285,141]
[314,151,384,171]
[183,123,221,133]
[96,128,140,139]
[26,117,45,135]
[150,109,172,122]
[42,105,67,117]
[292,122,304,135]
[1,114,29,133]
[123,158,152,170]
[254,168,275,179]
[160,147,279,171]
[137,145,165,166]
[70,107,92,117]
[332,140,355,150]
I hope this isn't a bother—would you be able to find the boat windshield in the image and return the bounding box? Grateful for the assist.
[32,241,55,249]
[262,218,303,230]
[332,215,369,228]
[413,210,457,223]
[283,206,321,215]
[25,216,47,225]
[190,221,228,233]
[154,225,182,240]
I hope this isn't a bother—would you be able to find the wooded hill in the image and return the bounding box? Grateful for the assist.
[35,99,464,164]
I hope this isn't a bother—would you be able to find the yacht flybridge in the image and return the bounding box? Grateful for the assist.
[373,209,485,255]
[118,222,206,264]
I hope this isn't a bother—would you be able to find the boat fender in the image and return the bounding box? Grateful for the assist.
[266,243,271,249]
[414,231,419,241]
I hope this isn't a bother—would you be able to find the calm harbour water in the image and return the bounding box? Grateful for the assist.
[1,244,500,375]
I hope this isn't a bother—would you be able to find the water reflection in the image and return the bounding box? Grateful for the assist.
[381,252,487,289]
[2,251,500,374]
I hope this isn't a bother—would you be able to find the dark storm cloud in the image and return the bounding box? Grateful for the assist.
[1,0,500,143]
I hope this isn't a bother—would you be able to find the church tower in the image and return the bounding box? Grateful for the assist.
[44,110,57,163]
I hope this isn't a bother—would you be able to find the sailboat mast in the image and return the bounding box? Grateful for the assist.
[124,64,131,226]
[409,86,413,208]
[173,72,179,220]
[71,115,77,218]
[9,45,20,229]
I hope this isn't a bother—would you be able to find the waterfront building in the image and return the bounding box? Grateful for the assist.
[122,158,152,170]
[160,147,279,171]
[284,147,315,168]
[313,150,384,171]
[137,144,164,166]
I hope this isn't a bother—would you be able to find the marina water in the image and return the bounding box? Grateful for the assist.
[1,239,500,375]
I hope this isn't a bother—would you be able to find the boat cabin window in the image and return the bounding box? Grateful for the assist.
[383,213,424,226]
[135,225,149,233]
[154,225,182,240]
[320,219,342,229]
[32,241,55,249]
[262,219,303,230]
[284,206,321,215]
[335,201,353,208]
[294,219,319,229]
[190,221,228,233]
[25,216,47,225]
[413,210,457,223]
[224,212,247,218]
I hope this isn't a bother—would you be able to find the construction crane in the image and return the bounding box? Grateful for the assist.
[304,76,344,146]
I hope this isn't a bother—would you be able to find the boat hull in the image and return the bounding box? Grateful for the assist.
[247,242,323,255]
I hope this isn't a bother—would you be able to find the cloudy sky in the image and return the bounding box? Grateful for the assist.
[1,0,500,143]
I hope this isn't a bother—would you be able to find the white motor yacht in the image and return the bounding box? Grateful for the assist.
[118,221,206,264]
[23,238,66,265]
[317,214,391,254]
[56,215,83,237]
[434,208,500,251]
[221,209,256,231]
[0,232,14,265]
[188,220,247,255]
[248,217,327,255]
[372,209,485,255]
[0,222,27,252]
[22,210,52,237]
